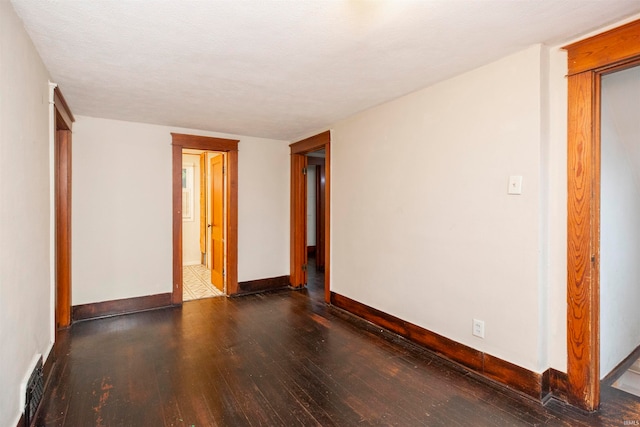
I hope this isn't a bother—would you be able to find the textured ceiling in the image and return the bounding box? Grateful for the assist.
[10,0,640,140]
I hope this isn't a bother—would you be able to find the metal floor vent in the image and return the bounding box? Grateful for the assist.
[25,357,44,426]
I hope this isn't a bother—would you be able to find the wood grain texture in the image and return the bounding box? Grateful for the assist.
[564,19,640,75]
[54,87,74,130]
[171,132,239,151]
[36,284,640,426]
[289,130,330,154]
[72,293,172,321]
[171,144,184,304]
[55,130,72,329]
[566,70,599,411]
[236,275,290,295]
[289,154,307,288]
[563,18,640,413]
[171,133,239,299]
[324,142,331,303]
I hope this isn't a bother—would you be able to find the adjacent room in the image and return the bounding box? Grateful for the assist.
[3,1,640,426]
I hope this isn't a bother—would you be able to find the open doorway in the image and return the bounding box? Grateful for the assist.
[182,149,226,301]
[564,19,640,411]
[290,131,331,302]
[599,65,640,398]
[305,149,326,301]
[171,133,239,304]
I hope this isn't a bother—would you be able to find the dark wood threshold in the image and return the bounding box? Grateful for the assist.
[234,275,290,297]
[330,291,568,402]
[602,344,640,387]
[72,293,173,321]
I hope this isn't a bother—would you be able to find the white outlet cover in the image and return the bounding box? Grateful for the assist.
[508,175,523,195]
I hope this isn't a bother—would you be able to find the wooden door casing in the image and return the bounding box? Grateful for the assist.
[209,154,225,292]
[563,19,640,412]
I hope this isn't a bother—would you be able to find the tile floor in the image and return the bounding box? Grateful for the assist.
[613,356,640,398]
[183,264,224,301]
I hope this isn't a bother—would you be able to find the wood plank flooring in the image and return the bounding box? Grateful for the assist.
[35,261,640,426]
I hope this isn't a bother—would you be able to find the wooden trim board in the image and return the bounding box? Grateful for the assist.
[563,18,640,412]
[72,293,172,321]
[236,275,290,296]
[331,292,552,401]
[171,133,240,302]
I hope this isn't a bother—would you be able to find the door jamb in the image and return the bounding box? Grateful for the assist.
[563,18,640,412]
[171,133,239,303]
[290,131,331,302]
[54,88,74,329]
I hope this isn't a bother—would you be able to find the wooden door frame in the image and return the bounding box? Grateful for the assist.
[563,19,640,412]
[171,133,239,303]
[290,131,331,302]
[54,88,74,329]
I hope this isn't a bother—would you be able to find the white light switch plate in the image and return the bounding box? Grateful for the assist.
[508,175,523,195]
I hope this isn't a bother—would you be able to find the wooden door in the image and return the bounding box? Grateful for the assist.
[209,154,225,292]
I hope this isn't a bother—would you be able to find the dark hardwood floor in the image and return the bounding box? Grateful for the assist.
[35,258,640,426]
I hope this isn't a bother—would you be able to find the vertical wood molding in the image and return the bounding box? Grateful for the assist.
[55,130,72,329]
[324,141,331,303]
[290,154,307,288]
[563,18,640,412]
[171,134,239,301]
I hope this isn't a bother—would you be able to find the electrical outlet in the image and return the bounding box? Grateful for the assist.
[472,319,485,338]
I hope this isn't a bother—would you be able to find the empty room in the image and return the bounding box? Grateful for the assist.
[3,1,640,426]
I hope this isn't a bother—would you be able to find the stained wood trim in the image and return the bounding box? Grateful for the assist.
[171,133,239,151]
[72,293,172,321]
[236,275,290,296]
[324,143,331,303]
[290,154,307,288]
[330,292,548,400]
[564,19,640,76]
[564,19,640,412]
[54,87,74,130]
[290,131,331,302]
[548,369,570,402]
[290,130,330,154]
[55,130,72,329]
[171,133,239,301]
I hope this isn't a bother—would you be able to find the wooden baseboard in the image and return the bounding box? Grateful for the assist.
[236,275,290,296]
[16,413,25,427]
[307,246,316,255]
[330,292,549,401]
[547,368,569,402]
[72,293,173,321]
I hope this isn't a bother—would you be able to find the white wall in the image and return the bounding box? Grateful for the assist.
[331,45,546,372]
[307,166,316,246]
[72,116,289,305]
[0,3,53,426]
[182,153,201,265]
[599,67,640,378]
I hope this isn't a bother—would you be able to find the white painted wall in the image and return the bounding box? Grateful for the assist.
[182,153,201,266]
[331,45,546,372]
[72,116,289,305]
[599,67,640,378]
[307,166,316,247]
[0,3,53,426]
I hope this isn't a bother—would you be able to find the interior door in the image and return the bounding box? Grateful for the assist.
[209,153,225,292]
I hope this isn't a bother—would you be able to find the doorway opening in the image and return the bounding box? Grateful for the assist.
[290,131,331,302]
[182,149,226,301]
[171,133,239,304]
[564,19,640,411]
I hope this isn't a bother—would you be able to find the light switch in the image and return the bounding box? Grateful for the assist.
[508,175,523,195]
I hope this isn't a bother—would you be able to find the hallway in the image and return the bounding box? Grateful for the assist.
[35,273,640,426]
